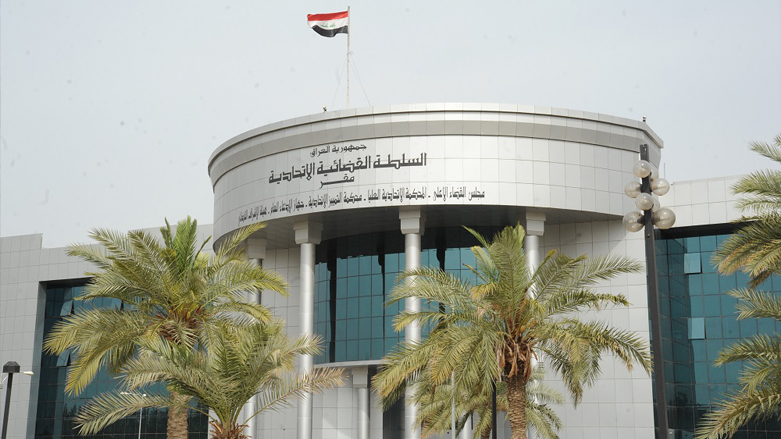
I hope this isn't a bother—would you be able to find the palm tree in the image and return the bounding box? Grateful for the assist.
[697,135,781,438]
[44,217,287,439]
[373,224,652,439]
[714,134,781,288]
[412,365,564,439]
[695,289,781,439]
[73,321,345,439]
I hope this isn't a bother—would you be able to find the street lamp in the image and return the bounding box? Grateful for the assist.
[1,361,34,439]
[623,144,675,439]
[121,392,147,439]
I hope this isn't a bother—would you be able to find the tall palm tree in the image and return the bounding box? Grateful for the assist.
[412,365,564,439]
[714,134,781,288]
[697,134,781,438]
[373,224,652,439]
[44,217,287,439]
[73,321,345,439]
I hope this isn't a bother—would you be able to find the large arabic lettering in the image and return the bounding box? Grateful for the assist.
[236,186,487,225]
[268,147,428,187]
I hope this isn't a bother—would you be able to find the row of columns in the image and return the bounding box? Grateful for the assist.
[241,209,544,439]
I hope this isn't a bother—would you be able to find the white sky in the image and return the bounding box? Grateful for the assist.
[1,1,779,247]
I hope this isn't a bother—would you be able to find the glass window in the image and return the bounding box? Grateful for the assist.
[386,253,398,272]
[372,274,383,295]
[359,296,371,316]
[684,253,701,274]
[688,318,705,339]
[691,340,707,362]
[722,317,740,339]
[705,317,722,338]
[739,319,757,337]
[346,340,358,361]
[59,300,74,316]
[346,320,358,340]
[358,339,370,360]
[703,296,721,317]
[706,339,724,362]
[684,237,700,253]
[702,274,720,295]
[371,295,384,317]
[708,363,726,384]
[700,235,717,252]
[701,252,717,274]
[719,275,737,293]
[55,351,70,367]
[371,338,384,359]
[359,256,371,275]
[347,277,359,298]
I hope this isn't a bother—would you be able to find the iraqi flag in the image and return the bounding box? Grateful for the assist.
[307,10,349,37]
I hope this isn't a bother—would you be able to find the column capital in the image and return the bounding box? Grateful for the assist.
[352,366,369,389]
[246,238,267,260]
[399,207,426,235]
[523,212,546,237]
[294,221,322,245]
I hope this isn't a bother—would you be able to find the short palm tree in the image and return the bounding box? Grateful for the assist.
[74,321,345,439]
[412,365,564,439]
[373,224,652,439]
[695,289,781,439]
[698,134,781,438]
[44,217,287,439]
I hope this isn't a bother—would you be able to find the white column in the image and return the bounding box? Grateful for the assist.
[294,221,322,439]
[353,366,370,439]
[242,238,266,439]
[399,207,425,439]
[457,414,472,439]
[523,213,545,273]
[522,212,545,439]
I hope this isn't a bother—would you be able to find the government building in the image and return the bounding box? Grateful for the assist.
[2,104,779,439]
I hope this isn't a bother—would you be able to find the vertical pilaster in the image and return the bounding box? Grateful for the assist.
[522,213,545,273]
[522,212,545,439]
[457,415,472,439]
[242,238,266,439]
[399,207,425,439]
[294,221,322,439]
[353,366,370,439]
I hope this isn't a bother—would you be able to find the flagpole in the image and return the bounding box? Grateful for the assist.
[346,6,350,109]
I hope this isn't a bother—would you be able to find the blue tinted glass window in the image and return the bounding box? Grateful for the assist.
[700,236,718,252]
[688,318,705,339]
[705,317,722,338]
[684,253,701,274]
[656,228,781,439]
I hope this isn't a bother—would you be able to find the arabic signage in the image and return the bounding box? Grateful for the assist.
[233,141,489,226]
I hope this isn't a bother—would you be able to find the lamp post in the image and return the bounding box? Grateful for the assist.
[1,361,34,439]
[491,382,497,439]
[121,392,147,439]
[623,144,675,439]
[451,372,456,438]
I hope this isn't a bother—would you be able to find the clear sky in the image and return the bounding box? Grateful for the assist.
[1,1,779,247]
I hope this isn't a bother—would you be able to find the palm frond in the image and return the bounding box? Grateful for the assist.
[76,392,171,435]
[696,387,781,439]
[728,288,781,321]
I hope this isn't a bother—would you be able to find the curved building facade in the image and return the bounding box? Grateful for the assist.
[3,105,774,439]
[208,104,664,439]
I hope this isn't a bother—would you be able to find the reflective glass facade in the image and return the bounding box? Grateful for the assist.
[657,230,781,438]
[35,283,209,439]
[313,226,496,364]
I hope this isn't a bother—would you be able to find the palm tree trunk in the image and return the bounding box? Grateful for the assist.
[480,428,492,439]
[167,391,189,439]
[506,375,528,439]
